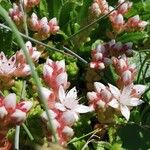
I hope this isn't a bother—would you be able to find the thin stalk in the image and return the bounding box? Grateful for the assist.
[63,46,88,64]
[19,0,28,36]
[22,123,34,141]
[0,5,58,143]
[67,129,100,144]
[137,55,148,83]
[15,126,20,150]
[0,23,87,62]
[66,0,127,40]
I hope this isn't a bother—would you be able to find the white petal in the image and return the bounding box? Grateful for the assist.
[66,87,77,100]
[120,105,130,121]
[19,101,33,112]
[11,109,26,123]
[0,106,8,119]
[108,84,120,99]
[128,98,144,106]
[108,98,119,109]
[87,92,97,101]
[94,82,105,93]
[56,60,65,71]
[40,87,51,101]
[56,72,68,87]
[74,104,92,113]
[62,111,76,126]
[4,93,16,110]
[62,126,74,138]
[58,85,65,103]
[43,64,53,76]
[55,102,66,111]
[133,85,147,96]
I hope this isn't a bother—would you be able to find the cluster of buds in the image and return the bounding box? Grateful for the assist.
[41,59,92,145]
[87,81,146,121]
[112,55,136,88]
[109,0,148,32]
[9,3,23,27]
[29,13,59,41]
[24,0,40,11]
[126,15,148,31]
[0,93,32,124]
[90,0,109,17]
[43,59,69,93]
[0,93,32,144]
[90,39,133,70]
[90,0,148,33]
[0,41,41,90]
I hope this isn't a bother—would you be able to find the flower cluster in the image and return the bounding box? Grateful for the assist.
[41,59,91,145]
[90,0,148,33]
[0,93,32,124]
[90,40,133,69]
[29,13,59,40]
[90,0,109,17]
[88,54,146,121]
[112,55,136,88]
[87,82,146,121]
[24,0,40,11]
[0,41,41,89]
[9,3,23,26]
[9,3,59,39]
[0,93,32,147]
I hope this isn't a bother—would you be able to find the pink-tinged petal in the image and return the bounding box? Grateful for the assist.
[62,111,76,126]
[115,14,124,25]
[25,41,32,50]
[122,70,132,83]
[11,109,26,123]
[62,126,74,138]
[66,87,77,100]
[120,104,130,121]
[40,87,52,101]
[108,84,120,99]
[55,102,66,111]
[4,93,16,110]
[108,98,119,109]
[97,100,106,108]
[94,82,106,93]
[32,51,41,61]
[43,64,53,76]
[22,65,31,74]
[0,52,7,64]
[19,101,33,112]
[128,98,144,106]
[46,58,53,65]
[133,85,147,96]
[56,60,65,71]
[41,110,57,121]
[0,106,8,119]
[138,21,148,28]
[56,72,68,86]
[74,104,92,113]
[58,86,65,103]
[87,92,97,101]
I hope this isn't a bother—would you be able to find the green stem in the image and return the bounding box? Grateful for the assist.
[22,123,34,141]
[0,23,87,62]
[0,5,58,143]
[66,0,127,40]
[63,46,88,64]
[15,126,20,150]
[137,55,148,83]
[19,0,28,36]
